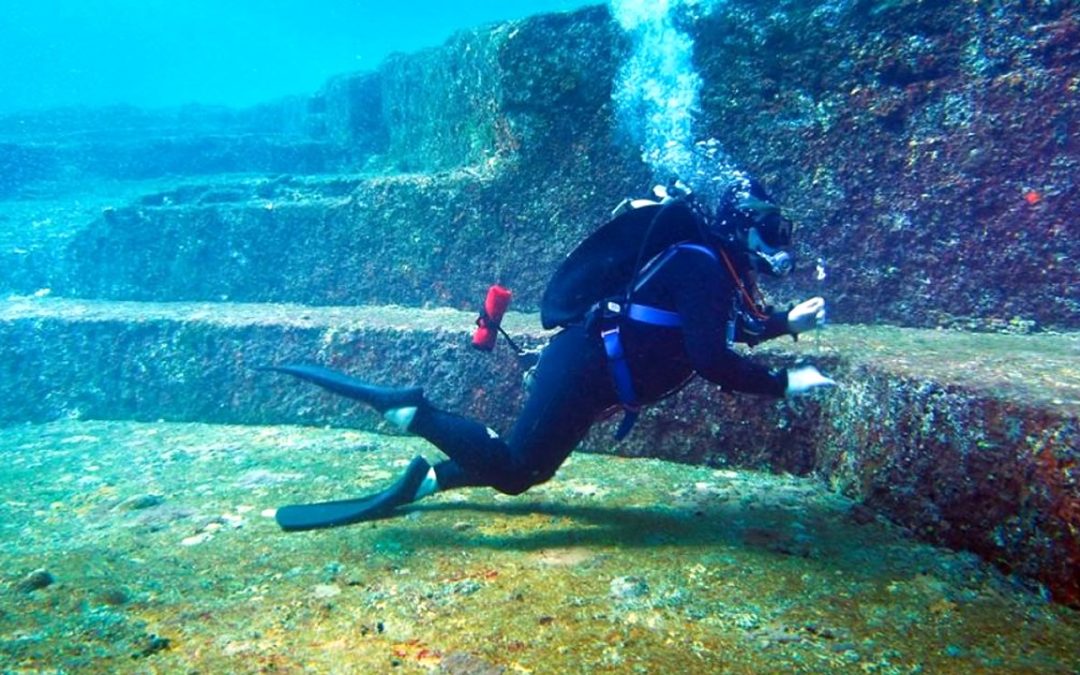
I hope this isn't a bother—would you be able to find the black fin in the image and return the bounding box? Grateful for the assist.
[275,456,431,531]
[260,364,423,413]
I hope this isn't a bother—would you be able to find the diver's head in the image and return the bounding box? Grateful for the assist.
[664,140,796,277]
[709,178,795,277]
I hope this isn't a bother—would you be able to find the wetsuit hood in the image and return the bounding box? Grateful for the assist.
[708,179,795,277]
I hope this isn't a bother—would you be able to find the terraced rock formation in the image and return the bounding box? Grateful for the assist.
[0,0,1076,611]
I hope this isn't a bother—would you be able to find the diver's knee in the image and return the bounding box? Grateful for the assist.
[493,468,554,496]
[495,481,531,496]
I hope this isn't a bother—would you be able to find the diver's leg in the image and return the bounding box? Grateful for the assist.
[431,458,487,490]
[265,326,612,525]
[260,364,425,425]
[407,325,613,494]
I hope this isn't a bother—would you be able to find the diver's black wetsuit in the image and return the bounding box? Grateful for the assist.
[411,202,791,495]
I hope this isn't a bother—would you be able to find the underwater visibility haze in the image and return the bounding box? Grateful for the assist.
[0,0,596,114]
[0,0,1078,672]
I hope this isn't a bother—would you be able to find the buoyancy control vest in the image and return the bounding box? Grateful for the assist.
[540,195,717,439]
[540,197,705,330]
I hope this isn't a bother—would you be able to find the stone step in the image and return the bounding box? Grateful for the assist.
[0,295,543,429]
[0,296,1077,605]
[0,165,630,314]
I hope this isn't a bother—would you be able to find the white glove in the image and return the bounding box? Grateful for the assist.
[788,296,826,334]
[786,364,836,396]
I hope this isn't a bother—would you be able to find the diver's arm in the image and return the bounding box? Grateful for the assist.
[734,309,789,346]
[672,250,787,397]
[737,296,827,345]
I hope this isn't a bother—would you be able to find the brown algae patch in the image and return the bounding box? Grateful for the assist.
[0,420,1078,673]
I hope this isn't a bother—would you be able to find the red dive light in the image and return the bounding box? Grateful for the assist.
[472,285,513,351]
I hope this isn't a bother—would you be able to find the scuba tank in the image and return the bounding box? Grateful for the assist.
[540,184,701,330]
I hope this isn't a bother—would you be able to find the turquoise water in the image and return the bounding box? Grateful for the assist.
[0,0,594,114]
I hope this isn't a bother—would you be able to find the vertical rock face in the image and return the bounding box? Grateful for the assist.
[816,362,1080,607]
[378,30,504,172]
[326,5,630,175]
[310,72,389,159]
[291,0,1080,330]
[689,1,1078,330]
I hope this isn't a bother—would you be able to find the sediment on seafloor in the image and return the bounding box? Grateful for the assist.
[1,297,1076,605]
[3,420,1077,672]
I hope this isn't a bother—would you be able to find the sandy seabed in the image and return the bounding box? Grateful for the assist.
[1,420,1077,673]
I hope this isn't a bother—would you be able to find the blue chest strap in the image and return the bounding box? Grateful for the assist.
[600,243,716,440]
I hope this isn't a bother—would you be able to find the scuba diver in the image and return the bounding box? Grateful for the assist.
[262,168,835,531]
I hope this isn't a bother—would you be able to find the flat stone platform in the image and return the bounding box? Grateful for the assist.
[0,296,1077,606]
[1,420,1077,672]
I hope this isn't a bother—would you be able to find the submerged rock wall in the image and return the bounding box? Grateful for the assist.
[820,366,1080,606]
[0,299,1076,605]
[690,0,1079,331]
[0,299,538,441]
[5,2,1074,329]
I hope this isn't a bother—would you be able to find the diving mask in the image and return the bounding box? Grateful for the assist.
[745,227,794,277]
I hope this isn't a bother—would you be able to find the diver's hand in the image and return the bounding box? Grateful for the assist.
[785,364,836,396]
[788,297,826,334]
